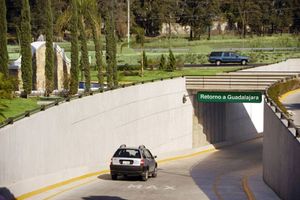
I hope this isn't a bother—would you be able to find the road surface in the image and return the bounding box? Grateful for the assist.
[41,138,279,200]
[282,89,300,126]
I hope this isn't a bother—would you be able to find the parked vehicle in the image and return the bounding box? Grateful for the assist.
[110,144,157,181]
[208,51,249,66]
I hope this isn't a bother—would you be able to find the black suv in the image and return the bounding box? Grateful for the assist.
[110,145,157,181]
[208,51,249,66]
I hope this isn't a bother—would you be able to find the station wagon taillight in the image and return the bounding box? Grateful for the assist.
[140,159,144,166]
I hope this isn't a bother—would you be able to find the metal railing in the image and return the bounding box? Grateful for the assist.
[265,84,300,138]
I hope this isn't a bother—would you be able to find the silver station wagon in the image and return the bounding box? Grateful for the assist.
[110,145,158,181]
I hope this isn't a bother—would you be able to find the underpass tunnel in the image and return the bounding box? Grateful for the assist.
[189,90,264,147]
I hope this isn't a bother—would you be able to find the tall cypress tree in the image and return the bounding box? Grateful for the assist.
[20,0,32,97]
[78,14,90,92]
[167,49,176,72]
[105,9,114,88]
[0,0,9,78]
[111,0,118,87]
[44,0,54,96]
[69,0,79,95]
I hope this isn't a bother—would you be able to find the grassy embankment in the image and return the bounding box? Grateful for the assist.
[4,35,300,122]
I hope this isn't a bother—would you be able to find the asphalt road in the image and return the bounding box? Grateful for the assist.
[282,90,300,126]
[45,138,278,200]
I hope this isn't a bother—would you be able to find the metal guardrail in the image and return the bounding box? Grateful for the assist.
[0,76,183,129]
[265,97,300,137]
[265,83,300,138]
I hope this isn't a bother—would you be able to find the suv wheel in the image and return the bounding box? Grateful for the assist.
[216,60,221,66]
[142,170,149,181]
[241,60,247,65]
[111,174,117,180]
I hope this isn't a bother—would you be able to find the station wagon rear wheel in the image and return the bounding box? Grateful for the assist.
[241,60,247,65]
[152,167,157,178]
[216,60,221,66]
[142,170,149,181]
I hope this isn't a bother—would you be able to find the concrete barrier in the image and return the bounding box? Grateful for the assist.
[0,78,193,197]
[263,101,300,200]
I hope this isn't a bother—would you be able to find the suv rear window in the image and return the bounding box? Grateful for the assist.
[210,52,222,57]
[113,149,141,158]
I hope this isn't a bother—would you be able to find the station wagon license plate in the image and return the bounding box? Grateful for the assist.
[122,161,130,165]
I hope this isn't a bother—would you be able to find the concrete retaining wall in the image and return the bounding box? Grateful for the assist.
[0,78,193,196]
[192,96,264,146]
[263,102,300,200]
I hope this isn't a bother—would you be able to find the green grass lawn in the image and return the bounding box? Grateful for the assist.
[0,98,39,122]
[8,34,300,64]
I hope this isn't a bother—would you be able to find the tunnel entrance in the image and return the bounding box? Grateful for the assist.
[190,92,264,147]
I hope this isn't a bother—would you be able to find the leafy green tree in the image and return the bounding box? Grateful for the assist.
[69,0,79,95]
[273,0,293,34]
[160,0,179,39]
[0,0,9,77]
[20,0,32,97]
[167,49,176,72]
[87,4,104,88]
[56,0,103,89]
[132,0,163,37]
[291,1,300,33]
[44,0,54,96]
[159,54,166,70]
[178,0,208,40]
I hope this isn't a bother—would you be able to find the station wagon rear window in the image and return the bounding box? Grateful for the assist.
[113,149,141,158]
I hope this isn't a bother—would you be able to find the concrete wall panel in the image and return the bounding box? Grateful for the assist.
[263,102,300,200]
[0,78,193,196]
[225,101,264,142]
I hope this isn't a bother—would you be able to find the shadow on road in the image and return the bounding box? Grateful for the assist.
[98,174,141,182]
[190,138,263,200]
[82,196,126,200]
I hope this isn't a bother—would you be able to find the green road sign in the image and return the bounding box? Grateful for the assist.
[197,91,262,103]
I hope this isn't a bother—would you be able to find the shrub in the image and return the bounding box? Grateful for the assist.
[159,54,166,70]
[267,79,300,115]
[122,71,139,76]
[166,49,176,72]
[0,73,15,99]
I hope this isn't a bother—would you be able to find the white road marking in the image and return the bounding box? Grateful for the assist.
[127,184,175,191]
[128,184,143,189]
[146,185,158,190]
[164,185,176,190]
